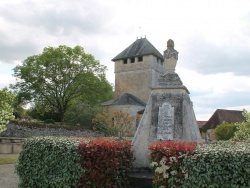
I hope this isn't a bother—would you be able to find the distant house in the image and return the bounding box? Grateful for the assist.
[197,121,207,129]
[101,93,146,120]
[203,109,245,129]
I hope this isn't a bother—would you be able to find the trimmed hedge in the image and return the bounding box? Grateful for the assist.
[177,141,250,188]
[16,137,85,188]
[16,137,134,188]
[78,138,134,187]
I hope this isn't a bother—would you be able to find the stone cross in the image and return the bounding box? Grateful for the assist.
[157,102,174,140]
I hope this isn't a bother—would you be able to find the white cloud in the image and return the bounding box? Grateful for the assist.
[0,0,250,120]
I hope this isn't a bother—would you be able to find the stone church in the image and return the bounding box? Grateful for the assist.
[102,37,164,118]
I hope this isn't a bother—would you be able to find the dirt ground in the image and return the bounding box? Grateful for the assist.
[0,164,19,188]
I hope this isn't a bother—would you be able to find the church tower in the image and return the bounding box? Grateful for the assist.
[112,37,164,103]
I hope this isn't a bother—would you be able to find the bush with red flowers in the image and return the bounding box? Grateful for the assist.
[149,141,197,188]
[78,138,134,188]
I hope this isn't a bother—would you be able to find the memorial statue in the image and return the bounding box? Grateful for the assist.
[163,39,179,60]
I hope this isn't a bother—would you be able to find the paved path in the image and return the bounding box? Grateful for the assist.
[0,164,19,188]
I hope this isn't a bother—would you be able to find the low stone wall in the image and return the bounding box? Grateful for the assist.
[0,137,23,154]
[0,123,102,138]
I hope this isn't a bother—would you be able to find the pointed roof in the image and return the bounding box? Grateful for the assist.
[101,93,146,106]
[112,38,163,61]
[203,109,246,129]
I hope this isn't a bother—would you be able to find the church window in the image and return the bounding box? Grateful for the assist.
[123,59,127,64]
[138,56,143,62]
[130,57,135,63]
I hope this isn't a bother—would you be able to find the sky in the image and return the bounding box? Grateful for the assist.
[0,0,250,120]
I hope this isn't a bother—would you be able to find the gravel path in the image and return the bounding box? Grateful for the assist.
[0,164,19,188]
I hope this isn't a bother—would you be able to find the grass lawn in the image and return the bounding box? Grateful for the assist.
[0,154,19,165]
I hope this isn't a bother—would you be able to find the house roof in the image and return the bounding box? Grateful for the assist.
[203,109,246,129]
[101,93,146,106]
[197,121,207,128]
[112,38,163,61]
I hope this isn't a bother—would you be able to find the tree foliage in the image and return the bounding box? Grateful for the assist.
[12,45,113,124]
[234,109,250,141]
[0,87,15,132]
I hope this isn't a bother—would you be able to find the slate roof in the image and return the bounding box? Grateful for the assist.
[112,38,163,61]
[101,93,146,106]
[203,109,246,129]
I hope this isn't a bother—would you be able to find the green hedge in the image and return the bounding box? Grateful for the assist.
[16,137,134,188]
[176,141,250,188]
[16,137,85,188]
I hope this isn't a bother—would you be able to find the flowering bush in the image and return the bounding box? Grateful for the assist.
[92,111,137,137]
[78,138,134,187]
[149,141,197,188]
[0,87,15,132]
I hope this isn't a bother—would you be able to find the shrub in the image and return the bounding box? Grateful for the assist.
[92,111,137,137]
[78,138,134,187]
[16,137,84,188]
[178,141,250,187]
[234,109,250,141]
[149,141,197,188]
[213,123,238,140]
[44,119,56,124]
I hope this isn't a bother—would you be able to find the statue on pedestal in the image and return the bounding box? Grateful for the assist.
[164,39,178,60]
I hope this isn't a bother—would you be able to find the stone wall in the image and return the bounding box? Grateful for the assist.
[114,55,164,102]
[0,123,102,138]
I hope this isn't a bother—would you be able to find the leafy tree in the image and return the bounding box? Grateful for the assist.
[213,123,238,141]
[0,87,15,132]
[234,109,250,141]
[64,101,102,129]
[12,45,113,124]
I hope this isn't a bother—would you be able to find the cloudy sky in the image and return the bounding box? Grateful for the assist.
[0,0,250,120]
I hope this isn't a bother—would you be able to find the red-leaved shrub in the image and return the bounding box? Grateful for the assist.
[149,141,197,187]
[78,138,134,188]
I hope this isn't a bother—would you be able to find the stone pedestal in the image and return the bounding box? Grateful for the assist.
[132,86,202,168]
[132,39,202,168]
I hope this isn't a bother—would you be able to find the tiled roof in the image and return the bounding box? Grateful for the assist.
[101,93,146,106]
[112,38,163,61]
[203,109,246,129]
[197,121,207,128]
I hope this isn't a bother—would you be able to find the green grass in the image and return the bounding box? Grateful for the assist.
[0,154,19,165]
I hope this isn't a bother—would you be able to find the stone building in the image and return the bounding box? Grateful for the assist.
[112,37,164,103]
[102,37,164,117]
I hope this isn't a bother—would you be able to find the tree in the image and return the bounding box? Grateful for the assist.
[234,109,250,141]
[12,45,113,124]
[0,87,15,132]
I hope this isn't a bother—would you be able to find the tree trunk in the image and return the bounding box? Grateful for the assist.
[60,113,65,125]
